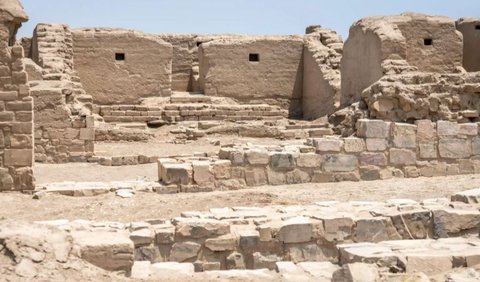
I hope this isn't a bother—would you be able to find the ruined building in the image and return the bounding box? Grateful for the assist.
[2,0,480,280]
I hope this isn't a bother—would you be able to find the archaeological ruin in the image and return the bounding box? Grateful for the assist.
[1,0,480,280]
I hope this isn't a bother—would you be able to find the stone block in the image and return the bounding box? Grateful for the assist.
[169,242,201,262]
[332,263,380,282]
[323,154,358,172]
[192,161,214,185]
[419,142,437,159]
[296,153,322,168]
[245,149,269,165]
[270,152,295,170]
[253,252,279,270]
[266,168,286,185]
[344,137,365,153]
[322,217,354,242]
[244,167,267,186]
[438,138,471,159]
[437,121,458,136]
[212,160,231,179]
[151,262,195,277]
[4,149,33,166]
[365,138,387,152]
[473,137,480,155]
[71,231,134,272]
[286,169,312,184]
[278,217,312,243]
[433,209,480,237]
[175,218,230,238]
[205,234,237,251]
[415,120,436,141]
[313,138,343,152]
[406,255,452,276]
[130,228,154,247]
[153,225,175,244]
[354,218,390,242]
[360,166,381,181]
[359,152,387,167]
[10,134,32,149]
[160,163,193,185]
[131,261,152,280]
[392,123,416,148]
[458,123,478,136]
[356,119,388,138]
[389,149,416,166]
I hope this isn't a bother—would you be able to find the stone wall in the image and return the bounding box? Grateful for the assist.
[0,0,34,190]
[362,71,480,123]
[198,36,304,117]
[30,24,95,163]
[72,28,173,105]
[302,26,342,120]
[456,18,480,72]
[158,119,480,191]
[341,13,463,107]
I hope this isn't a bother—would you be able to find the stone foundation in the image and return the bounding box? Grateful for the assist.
[158,119,480,190]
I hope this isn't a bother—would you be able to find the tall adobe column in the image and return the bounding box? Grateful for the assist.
[0,0,34,191]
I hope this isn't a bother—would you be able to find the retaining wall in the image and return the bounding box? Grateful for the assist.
[158,119,480,191]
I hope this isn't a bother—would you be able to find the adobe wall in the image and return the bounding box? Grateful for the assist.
[302,26,342,120]
[156,34,199,92]
[72,28,173,105]
[456,18,480,72]
[0,0,34,190]
[29,24,95,163]
[341,13,463,107]
[198,36,304,117]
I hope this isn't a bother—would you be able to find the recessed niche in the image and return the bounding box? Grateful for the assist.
[476,25,480,30]
[196,42,202,47]
[115,53,125,61]
[249,53,260,62]
[423,38,433,46]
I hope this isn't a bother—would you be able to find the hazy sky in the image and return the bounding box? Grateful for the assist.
[18,0,480,40]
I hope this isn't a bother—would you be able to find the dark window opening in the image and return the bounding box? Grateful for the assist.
[249,53,260,62]
[424,38,433,46]
[476,25,480,30]
[115,53,125,61]
[196,42,202,47]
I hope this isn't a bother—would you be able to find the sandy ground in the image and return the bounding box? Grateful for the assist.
[94,136,291,157]
[5,163,480,222]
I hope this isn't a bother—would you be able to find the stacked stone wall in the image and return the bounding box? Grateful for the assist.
[0,24,34,190]
[158,119,480,191]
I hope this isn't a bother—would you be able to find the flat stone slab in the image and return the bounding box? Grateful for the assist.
[451,188,480,204]
[35,181,162,197]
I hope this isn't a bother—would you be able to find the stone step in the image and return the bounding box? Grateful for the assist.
[116,122,148,130]
[170,93,211,104]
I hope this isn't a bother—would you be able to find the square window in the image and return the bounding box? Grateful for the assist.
[196,42,202,47]
[249,53,260,62]
[476,25,480,30]
[423,38,433,46]
[115,53,125,61]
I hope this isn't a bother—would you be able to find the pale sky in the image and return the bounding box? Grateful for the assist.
[18,0,480,40]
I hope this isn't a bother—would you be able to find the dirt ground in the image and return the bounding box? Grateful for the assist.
[5,162,480,222]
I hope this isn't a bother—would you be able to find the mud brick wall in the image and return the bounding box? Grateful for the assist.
[158,119,480,191]
[0,24,34,190]
[31,24,94,163]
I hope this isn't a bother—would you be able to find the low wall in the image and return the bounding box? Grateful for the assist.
[158,119,480,191]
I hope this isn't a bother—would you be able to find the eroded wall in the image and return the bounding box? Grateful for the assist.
[73,28,173,105]
[302,27,342,120]
[0,1,34,190]
[199,36,304,117]
[456,18,480,72]
[341,13,463,107]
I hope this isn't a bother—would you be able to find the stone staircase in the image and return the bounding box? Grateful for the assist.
[98,92,288,124]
